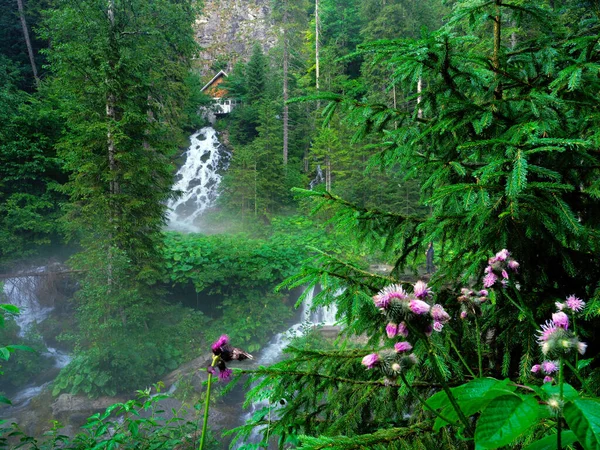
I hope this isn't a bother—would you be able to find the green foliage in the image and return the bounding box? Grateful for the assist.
[1,386,218,449]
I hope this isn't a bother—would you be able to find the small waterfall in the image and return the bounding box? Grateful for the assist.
[236,286,338,446]
[1,269,72,410]
[309,165,325,190]
[167,127,230,232]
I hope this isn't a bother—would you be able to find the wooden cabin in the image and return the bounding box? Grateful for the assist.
[201,70,238,116]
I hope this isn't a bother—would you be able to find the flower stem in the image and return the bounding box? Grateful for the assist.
[447,335,476,378]
[426,340,474,436]
[557,356,564,450]
[474,315,483,377]
[564,359,593,396]
[199,355,219,450]
[504,291,537,328]
[398,372,458,426]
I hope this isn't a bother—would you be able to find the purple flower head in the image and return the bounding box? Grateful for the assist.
[541,361,559,374]
[211,334,229,354]
[394,341,413,353]
[218,368,233,381]
[413,281,432,299]
[543,376,554,384]
[538,320,558,343]
[578,341,588,355]
[501,270,509,280]
[565,295,586,313]
[483,272,498,288]
[479,290,488,297]
[495,249,510,262]
[531,364,541,373]
[508,260,519,271]
[409,299,431,315]
[361,353,380,369]
[484,265,493,274]
[386,323,399,339]
[397,322,409,337]
[555,302,565,311]
[552,312,569,330]
[433,321,444,332]
[431,304,450,323]
[460,311,468,319]
[374,284,407,310]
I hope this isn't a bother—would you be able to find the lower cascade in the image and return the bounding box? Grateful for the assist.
[1,268,71,411]
[167,126,230,232]
[236,286,338,446]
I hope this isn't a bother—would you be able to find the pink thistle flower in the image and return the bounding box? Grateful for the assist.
[394,341,413,353]
[508,260,519,271]
[538,320,558,343]
[541,361,559,374]
[565,295,586,313]
[218,368,233,381]
[397,322,409,337]
[413,281,432,299]
[552,312,569,329]
[361,353,380,369]
[479,290,488,296]
[531,364,541,373]
[501,270,509,279]
[555,302,565,311]
[484,265,493,274]
[386,323,399,339]
[433,321,444,332]
[409,299,431,315]
[460,311,467,319]
[483,272,497,288]
[374,284,407,309]
[431,304,450,323]
[543,376,554,384]
[578,342,587,355]
[495,249,510,261]
[211,334,229,353]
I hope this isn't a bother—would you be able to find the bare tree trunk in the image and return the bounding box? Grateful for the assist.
[315,0,320,92]
[417,77,423,119]
[282,0,289,166]
[16,0,39,86]
[493,0,503,101]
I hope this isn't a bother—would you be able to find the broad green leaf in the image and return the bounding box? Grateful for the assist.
[541,383,579,402]
[0,347,10,360]
[564,399,600,450]
[475,394,540,448]
[5,344,34,353]
[578,359,593,370]
[523,430,577,450]
[0,304,20,314]
[0,395,12,405]
[428,378,504,409]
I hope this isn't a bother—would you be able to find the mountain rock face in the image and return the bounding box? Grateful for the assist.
[194,0,278,71]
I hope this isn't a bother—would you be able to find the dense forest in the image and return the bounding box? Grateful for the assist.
[1,0,600,448]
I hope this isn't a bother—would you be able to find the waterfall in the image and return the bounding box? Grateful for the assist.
[1,269,72,410]
[167,127,230,232]
[236,286,339,446]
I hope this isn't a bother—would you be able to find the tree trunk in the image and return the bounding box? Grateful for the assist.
[493,0,503,100]
[282,0,289,165]
[315,0,320,92]
[16,0,39,86]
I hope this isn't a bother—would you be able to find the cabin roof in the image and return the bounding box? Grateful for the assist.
[201,70,228,93]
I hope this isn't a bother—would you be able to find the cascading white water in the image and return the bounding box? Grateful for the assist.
[167,127,230,232]
[1,270,72,410]
[236,286,339,446]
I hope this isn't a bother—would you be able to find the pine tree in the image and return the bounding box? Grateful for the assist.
[235,1,600,447]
